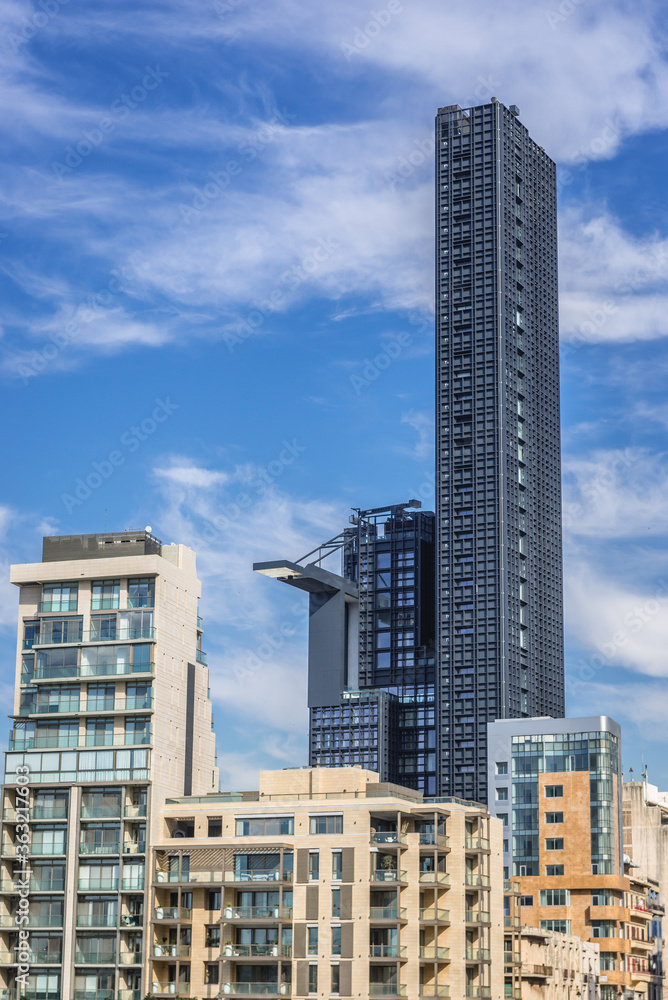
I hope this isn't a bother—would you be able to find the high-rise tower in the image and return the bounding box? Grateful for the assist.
[436,100,564,802]
[0,530,218,1000]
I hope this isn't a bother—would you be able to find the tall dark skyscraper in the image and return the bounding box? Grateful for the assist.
[436,99,564,803]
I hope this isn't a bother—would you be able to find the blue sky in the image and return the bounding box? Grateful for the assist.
[1,0,668,788]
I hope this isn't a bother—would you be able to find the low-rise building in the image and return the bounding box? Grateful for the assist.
[518,924,599,1000]
[147,766,504,1000]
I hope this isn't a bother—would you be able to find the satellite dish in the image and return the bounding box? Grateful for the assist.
[145,525,152,533]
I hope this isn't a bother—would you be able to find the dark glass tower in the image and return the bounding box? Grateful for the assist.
[436,100,564,803]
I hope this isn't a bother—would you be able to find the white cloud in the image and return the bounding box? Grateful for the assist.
[400,409,434,461]
[154,462,230,490]
[560,209,668,345]
[567,679,668,747]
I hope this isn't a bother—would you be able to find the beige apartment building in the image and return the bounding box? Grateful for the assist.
[0,530,218,1000]
[148,766,504,1000]
[517,924,599,1000]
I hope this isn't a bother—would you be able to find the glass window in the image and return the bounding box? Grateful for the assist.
[600,953,616,971]
[331,888,340,918]
[332,852,343,881]
[205,963,219,985]
[545,838,564,851]
[128,577,155,608]
[208,818,222,837]
[42,583,78,612]
[540,919,571,933]
[545,784,563,797]
[309,852,319,881]
[546,865,564,876]
[520,896,533,906]
[331,926,341,956]
[208,891,221,911]
[545,812,564,824]
[331,965,340,994]
[310,816,343,835]
[91,580,120,611]
[496,787,508,800]
[235,816,294,836]
[205,926,220,947]
[496,762,508,775]
[540,889,570,906]
[308,965,318,994]
[307,926,318,956]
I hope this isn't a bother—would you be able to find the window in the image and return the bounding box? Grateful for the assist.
[42,583,78,612]
[331,965,340,994]
[331,926,341,956]
[309,852,319,881]
[208,818,222,838]
[331,888,341,918]
[91,580,120,611]
[540,919,571,933]
[205,963,219,985]
[545,812,564,824]
[520,896,533,906]
[308,964,318,994]
[498,813,508,827]
[235,816,294,836]
[207,890,221,911]
[128,577,155,608]
[332,852,342,881]
[545,838,564,851]
[496,761,508,775]
[545,865,564,876]
[307,926,318,956]
[496,787,508,801]
[545,785,563,797]
[591,921,616,938]
[205,925,220,947]
[540,889,570,906]
[310,815,343,835]
[592,890,616,906]
[600,953,616,971]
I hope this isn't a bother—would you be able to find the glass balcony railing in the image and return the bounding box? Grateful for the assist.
[74,991,121,1000]
[232,869,292,882]
[465,988,491,998]
[4,843,67,857]
[195,649,207,665]
[465,837,490,851]
[79,841,121,856]
[24,950,63,964]
[419,947,450,960]
[420,987,450,997]
[419,834,450,848]
[91,598,120,610]
[78,877,120,891]
[419,871,450,884]
[34,662,154,680]
[121,878,145,891]
[465,873,490,887]
[223,905,292,920]
[219,986,291,997]
[33,627,154,646]
[370,945,408,959]
[370,832,407,845]
[419,909,450,922]
[120,951,143,964]
[369,907,407,920]
[39,600,79,612]
[467,949,491,961]
[74,950,117,965]
[124,804,147,818]
[372,870,407,883]
[465,910,490,923]
[154,906,192,920]
[369,986,407,997]
[123,841,146,854]
[154,944,192,958]
[81,805,122,818]
[0,913,63,927]
[76,913,118,927]
[128,596,154,608]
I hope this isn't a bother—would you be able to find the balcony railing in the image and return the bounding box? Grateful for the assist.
[369,907,407,920]
[468,949,491,961]
[223,905,292,920]
[465,873,490,887]
[39,600,79,612]
[419,834,450,848]
[119,951,143,964]
[75,950,117,964]
[74,991,121,1000]
[163,869,223,883]
[225,944,291,958]
[369,986,407,997]
[504,880,521,894]
[3,843,67,856]
[465,988,491,998]
[420,987,450,997]
[465,910,490,924]
[121,878,145,891]
[81,806,122,818]
[232,869,292,883]
[153,944,192,958]
[196,649,207,665]
[76,913,118,927]
[33,662,154,681]
[154,906,192,920]
[0,913,63,927]
[151,988,191,999]
[219,987,291,997]
[372,870,407,883]
[419,909,450,922]
[123,842,146,854]
[370,832,407,845]
[419,947,450,961]
[465,837,490,850]
[78,878,120,891]
[369,946,408,959]
[79,841,121,856]
[124,804,147,818]
[504,916,520,928]
[419,871,450,884]
[3,805,68,820]
[33,627,155,645]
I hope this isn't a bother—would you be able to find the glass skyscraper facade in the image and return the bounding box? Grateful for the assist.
[436,99,564,802]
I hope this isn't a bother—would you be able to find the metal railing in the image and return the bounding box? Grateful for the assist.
[154,906,192,920]
[219,986,291,997]
[223,905,292,920]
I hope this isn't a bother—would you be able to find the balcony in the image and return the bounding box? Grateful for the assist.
[419,947,450,961]
[419,909,450,923]
[196,650,207,665]
[465,910,490,924]
[33,627,155,645]
[231,870,292,883]
[372,870,407,884]
[118,992,143,1000]
[504,916,520,928]
[76,913,118,927]
[369,987,407,997]
[0,913,63,927]
[123,842,146,855]
[171,869,223,883]
[4,843,67,857]
[370,946,408,959]
[465,837,490,851]
[522,965,552,979]
[121,878,145,891]
[154,906,192,920]
[197,616,204,628]
[369,907,407,921]
[74,991,122,1000]
[468,949,491,961]
[80,842,121,856]
[223,905,292,920]
[3,805,68,821]
[370,832,407,846]
[151,987,191,998]
[33,662,154,681]
[124,804,147,818]
[419,871,450,885]
[465,873,490,887]
[75,950,117,964]
[419,834,450,848]
[420,987,450,998]
[465,988,491,998]
[119,951,143,964]
[227,944,292,958]
[154,944,192,958]
[220,987,291,997]
[504,880,521,894]
[78,877,120,891]
[81,806,122,819]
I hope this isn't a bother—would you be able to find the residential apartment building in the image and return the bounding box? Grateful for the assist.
[0,530,218,1000]
[254,502,439,795]
[517,924,599,1000]
[489,717,659,1000]
[435,99,564,803]
[147,765,503,1000]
